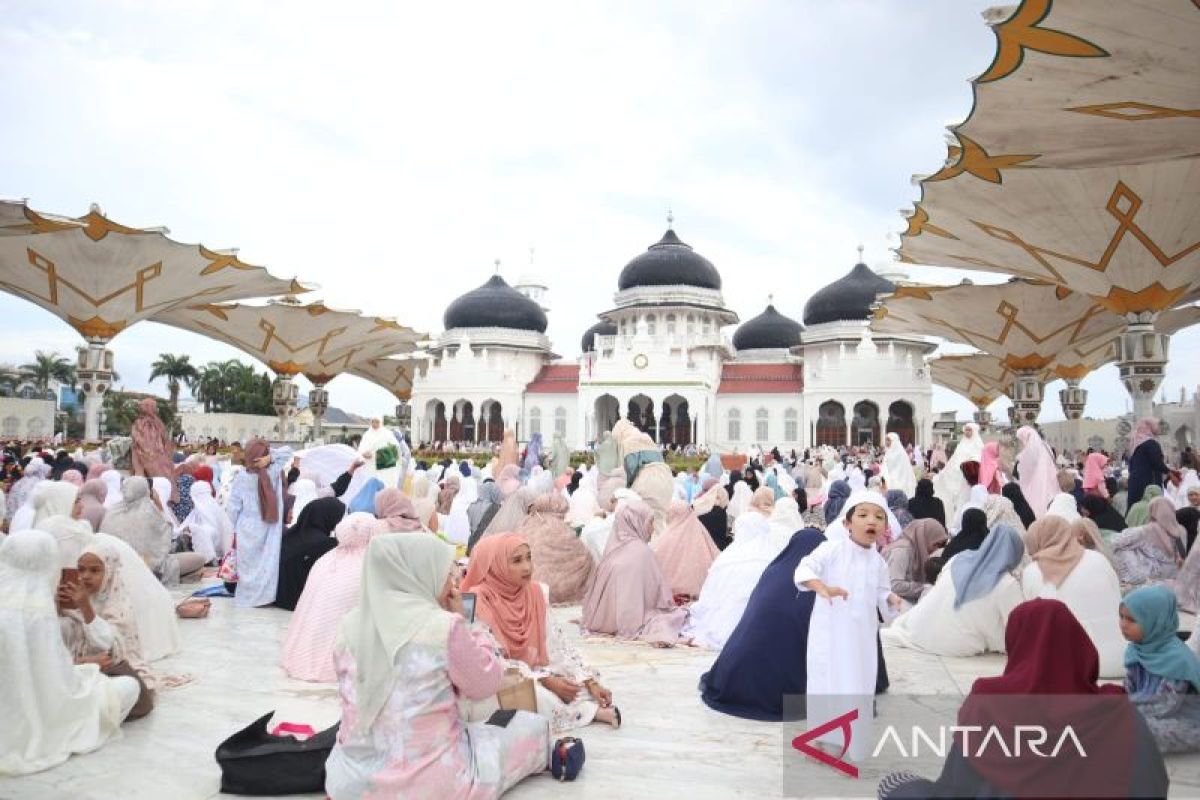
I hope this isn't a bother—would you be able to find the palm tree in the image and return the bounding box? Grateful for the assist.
[149,353,200,411]
[20,350,75,394]
[0,364,20,396]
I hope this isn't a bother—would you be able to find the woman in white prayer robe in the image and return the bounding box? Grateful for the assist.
[179,480,234,564]
[933,422,983,526]
[356,417,401,488]
[0,529,140,776]
[883,523,1026,657]
[881,432,917,498]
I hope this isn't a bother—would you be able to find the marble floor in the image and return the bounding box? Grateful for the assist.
[2,584,1198,800]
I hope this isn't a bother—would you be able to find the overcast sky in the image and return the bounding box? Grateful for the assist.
[2,1,1196,422]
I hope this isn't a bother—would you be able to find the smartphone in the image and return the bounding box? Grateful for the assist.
[60,567,79,585]
[461,592,476,623]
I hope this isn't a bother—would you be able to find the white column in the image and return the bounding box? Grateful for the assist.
[76,342,114,442]
[1115,312,1169,420]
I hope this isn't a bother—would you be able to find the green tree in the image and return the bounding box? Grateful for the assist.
[193,360,275,414]
[102,392,177,437]
[149,353,200,411]
[20,350,76,394]
[0,364,20,396]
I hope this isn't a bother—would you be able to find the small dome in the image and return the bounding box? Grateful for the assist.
[617,228,722,291]
[581,320,618,352]
[803,261,896,326]
[732,304,803,351]
[443,274,548,333]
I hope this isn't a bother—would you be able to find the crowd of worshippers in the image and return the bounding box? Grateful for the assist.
[0,399,1198,797]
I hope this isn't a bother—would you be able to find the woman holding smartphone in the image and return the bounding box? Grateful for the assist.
[463,532,620,733]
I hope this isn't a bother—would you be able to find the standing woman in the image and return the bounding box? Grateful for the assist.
[1127,418,1172,507]
[226,438,293,608]
[324,533,560,798]
[130,398,177,503]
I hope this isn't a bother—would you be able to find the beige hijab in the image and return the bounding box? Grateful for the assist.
[337,533,456,735]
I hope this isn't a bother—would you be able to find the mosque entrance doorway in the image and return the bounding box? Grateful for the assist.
[853,400,880,446]
[885,400,915,446]
[594,394,619,439]
[479,400,503,443]
[427,400,448,442]
[661,394,691,447]
[816,401,846,447]
[450,400,474,442]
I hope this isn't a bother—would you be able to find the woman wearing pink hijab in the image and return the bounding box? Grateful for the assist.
[374,488,423,532]
[581,501,687,645]
[496,464,521,497]
[653,499,720,599]
[130,398,177,502]
[280,512,388,681]
[1016,426,1059,519]
[1082,452,1110,498]
[977,441,1003,494]
[1111,497,1186,590]
[517,494,593,604]
[60,469,84,488]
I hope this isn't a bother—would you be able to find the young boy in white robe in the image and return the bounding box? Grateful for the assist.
[794,490,902,764]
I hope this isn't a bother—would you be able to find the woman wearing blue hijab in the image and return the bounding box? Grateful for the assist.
[699,529,824,720]
[347,478,384,515]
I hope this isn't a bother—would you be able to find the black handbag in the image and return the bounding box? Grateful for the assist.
[215,711,339,796]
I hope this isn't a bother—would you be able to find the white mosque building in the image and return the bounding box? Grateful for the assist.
[408,225,935,452]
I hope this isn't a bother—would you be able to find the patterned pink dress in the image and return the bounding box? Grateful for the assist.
[325,616,549,799]
[280,518,379,681]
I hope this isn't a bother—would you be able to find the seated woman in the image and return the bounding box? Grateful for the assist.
[99,477,203,585]
[1081,493,1127,544]
[281,513,387,682]
[883,524,1026,656]
[325,532,567,799]
[581,501,688,645]
[1125,484,1164,527]
[1001,481,1037,529]
[0,530,141,776]
[1120,585,1200,754]
[1112,496,1186,591]
[178,480,233,565]
[517,494,593,604]
[463,533,620,733]
[683,488,781,649]
[692,480,731,549]
[880,599,1168,800]
[1020,516,1125,677]
[59,540,155,718]
[699,529,825,720]
[906,478,946,527]
[883,519,948,605]
[940,506,989,562]
[653,499,720,600]
[374,487,424,533]
[275,497,345,611]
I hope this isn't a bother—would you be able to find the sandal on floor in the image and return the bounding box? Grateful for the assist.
[611,706,622,730]
[551,737,585,782]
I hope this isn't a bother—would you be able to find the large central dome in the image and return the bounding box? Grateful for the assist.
[803,261,895,326]
[443,274,548,333]
[617,228,722,291]
[732,304,803,351]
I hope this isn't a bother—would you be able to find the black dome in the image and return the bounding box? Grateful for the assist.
[443,274,548,333]
[581,320,618,352]
[732,304,803,351]
[617,229,722,291]
[802,262,895,326]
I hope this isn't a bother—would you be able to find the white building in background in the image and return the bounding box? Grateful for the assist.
[408,224,934,452]
[0,396,56,439]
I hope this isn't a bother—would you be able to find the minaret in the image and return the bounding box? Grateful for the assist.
[513,246,551,314]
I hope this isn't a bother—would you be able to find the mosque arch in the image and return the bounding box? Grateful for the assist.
[479,399,504,443]
[727,408,742,442]
[816,400,846,447]
[27,417,45,437]
[627,394,656,439]
[885,400,915,446]
[593,394,619,438]
[853,400,880,446]
[662,393,691,446]
[450,399,475,442]
[2,416,17,436]
[426,399,448,442]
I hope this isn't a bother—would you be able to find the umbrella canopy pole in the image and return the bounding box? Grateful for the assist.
[1115,312,1170,421]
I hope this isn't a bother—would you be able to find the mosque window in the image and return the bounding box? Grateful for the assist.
[18,385,36,399]
[727,408,741,441]
[529,407,542,436]
[785,408,798,441]
[702,318,712,334]
[686,315,695,335]
[756,408,769,442]
[554,406,567,436]
[666,314,677,335]
[2,416,18,436]
[646,315,657,336]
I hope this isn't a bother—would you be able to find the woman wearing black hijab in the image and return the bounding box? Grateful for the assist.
[1001,482,1037,529]
[275,497,346,610]
[940,507,989,562]
[906,478,945,527]
[1080,494,1127,536]
[1175,506,1198,554]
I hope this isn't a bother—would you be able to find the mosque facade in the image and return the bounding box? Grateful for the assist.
[408,226,935,452]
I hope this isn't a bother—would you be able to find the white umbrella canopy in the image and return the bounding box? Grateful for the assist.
[897,0,1200,315]
[0,200,307,342]
[928,352,1037,411]
[346,355,427,401]
[152,300,424,380]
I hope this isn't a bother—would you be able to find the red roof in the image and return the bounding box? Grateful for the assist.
[717,363,803,394]
[525,364,579,394]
